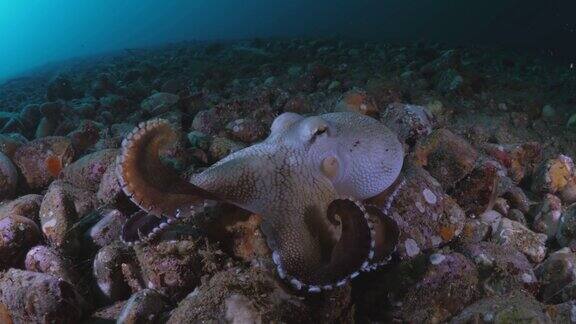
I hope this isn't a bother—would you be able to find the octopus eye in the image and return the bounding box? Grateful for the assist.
[300,117,330,142]
[321,156,339,179]
[314,125,327,136]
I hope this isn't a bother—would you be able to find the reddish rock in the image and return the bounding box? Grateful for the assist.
[482,142,542,184]
[13,136,74,190]
[335,89,379,118]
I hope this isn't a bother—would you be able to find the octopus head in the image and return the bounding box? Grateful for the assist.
[270,111,404,200]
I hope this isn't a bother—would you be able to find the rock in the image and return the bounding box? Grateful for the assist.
[450,290,551,323]
[414,129,478,189]
[535,248,576,304]
[134,238,204,301]
[383,103,435,145]
[187,131,210,150]
[530,193,562,238]
[141,92,179,114]
[192,109,222,135]
[394,252,478,323]
[567,113,576,129]
[531,155,574,194]
[504,185,532,214]
[117,289,168,324]
[96,161,123,205]
[39,180,96,253]
[545,301,576,323]
[13,136,74,190]
[209,136,246,161]
[453,160,505,215]
[482,142,542,184]
[0,134,27,159]
[435,69,464,93]
[225,118,266,143]
[93,242,141,302]
[88,209,126,248]
[493,218,547,263]
[62,149,119,191]
[460,242,537,295]
[167,267,311,323]
[542,104,556,119]
[459,218,491,244]
[0,269,83,323]
[67,120,102,153]
[334,89,379,118]
[90,73,116,98]
[0,214,42,270]
[557,204,576,248]
[561,178,576,204]
[0,152,17,200]
[24,245,79,285]
[47,75,75,101]
[0,194,43,223]
[369,162,465,259]
[85,301,126,323]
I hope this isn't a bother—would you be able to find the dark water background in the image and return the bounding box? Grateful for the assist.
[0,0,574,81]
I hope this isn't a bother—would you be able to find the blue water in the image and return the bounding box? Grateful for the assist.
[0,0,574,81]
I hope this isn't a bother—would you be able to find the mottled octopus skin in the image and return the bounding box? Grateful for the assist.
[117,112,404,292]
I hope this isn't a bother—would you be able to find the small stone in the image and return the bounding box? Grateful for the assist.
[530,193,562,238]
[531,155,574,194]
[429,253,446,265]
[93,242,140,302]
[225,118,266,143]
[405,239,420,257]
[493,218,547,263]
[0,214,42,270]
[542,105,556,119]
[383,103,435,145]
[88,209,126,248]
[335,89,379,118]
[557,203,576,247]
[535,248,576,303]
[450,290,550,323]
[141,92,179,114]
[209,136,246,161]
[117,289,168,324]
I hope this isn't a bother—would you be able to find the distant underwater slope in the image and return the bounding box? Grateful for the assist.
[0,0,574,81]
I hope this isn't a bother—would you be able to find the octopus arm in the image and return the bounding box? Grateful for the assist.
[117,119,218,244]
[267,198,376,291]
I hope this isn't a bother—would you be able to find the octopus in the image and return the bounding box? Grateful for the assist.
[117,111,404,292]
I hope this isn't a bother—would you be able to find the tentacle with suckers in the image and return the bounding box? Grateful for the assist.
[116,119,219,245]
[266,197,376,292]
